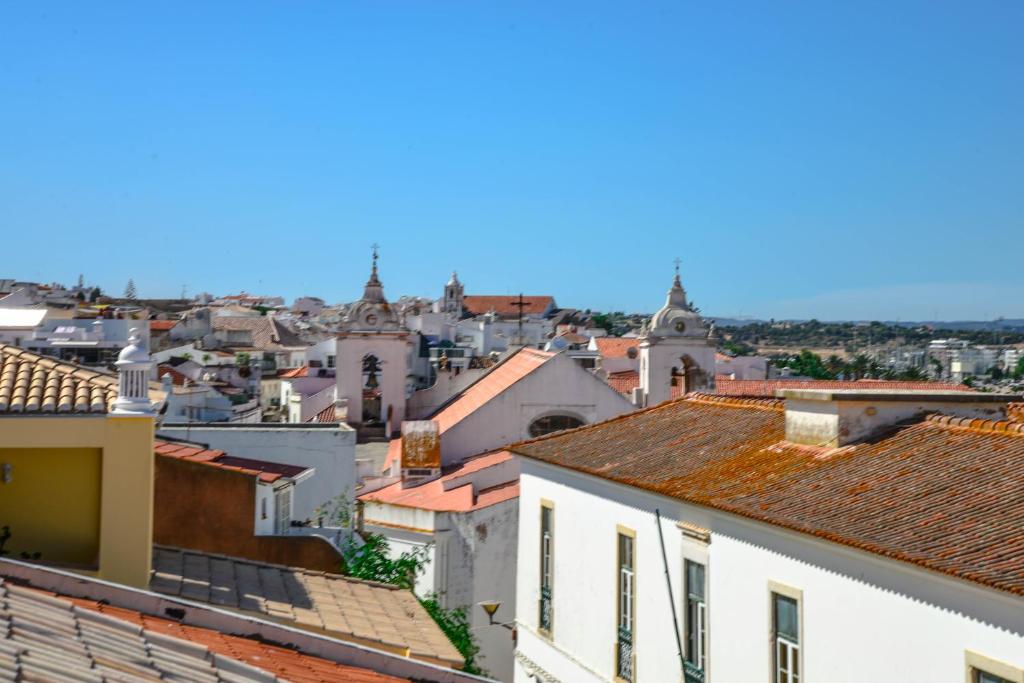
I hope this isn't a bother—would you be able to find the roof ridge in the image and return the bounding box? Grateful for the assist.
[925,413,1024,436]
[153,544,401,589]
[687,393,785,411]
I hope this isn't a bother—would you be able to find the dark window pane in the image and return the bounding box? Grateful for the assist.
[774,594,799,642]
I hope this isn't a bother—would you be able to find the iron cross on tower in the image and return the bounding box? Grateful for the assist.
[673,257,681,276]
[510,293,528,346]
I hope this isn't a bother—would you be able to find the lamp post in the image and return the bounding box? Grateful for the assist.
[478,600,516,634]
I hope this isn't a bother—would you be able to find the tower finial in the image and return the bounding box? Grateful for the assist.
[371,243,380,273]
[672,257,682,287]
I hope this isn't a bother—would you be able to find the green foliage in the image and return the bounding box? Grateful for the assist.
[720,339,755,357]
[315,492,353,529]
[1015,357,1024,379]
[590,313,614,334]
[341,533,428,590]
[181,353,193,361]
[420,594,485,676]
[340,533,485,674]
[723,320,1024,351]
[773,349,932,381]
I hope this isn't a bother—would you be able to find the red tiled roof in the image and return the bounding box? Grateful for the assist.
[361,450,519,513]
[149,319,178,331]
[594,337,640,359]
[512,393,1024,597]
[157,365,190,386]
[310,403,337,423]
[555,331,590,344]
[432,347,555,434]
[606,370,640,394]
[715,378,973,397]
[60,591,407,683]
[1009,403,1024,423]
[155,439,306,483]
[279,366,309,378]
[462,295,554,317]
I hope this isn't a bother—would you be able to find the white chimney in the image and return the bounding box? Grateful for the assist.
[781,389,1016,448]
[113,327,155,416]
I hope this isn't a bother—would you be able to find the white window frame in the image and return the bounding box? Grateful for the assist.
[680,522,710,683]
[274,486,292,534]
[615,525,636,683]
[539,499,554,636]
[965,651,1024,683]
[769,581,803,683]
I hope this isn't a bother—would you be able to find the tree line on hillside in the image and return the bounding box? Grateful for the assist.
[722,320,1024,351]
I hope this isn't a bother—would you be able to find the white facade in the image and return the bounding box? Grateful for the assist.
[514,458,1024,683]
[439,352,635,465]
[157,423,357,522]
[638,273,716,406]
[364,484,520,681]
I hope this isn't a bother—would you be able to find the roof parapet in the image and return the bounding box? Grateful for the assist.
[780,389,1021,448]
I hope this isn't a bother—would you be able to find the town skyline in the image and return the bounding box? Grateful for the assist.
[3,2,1022,320]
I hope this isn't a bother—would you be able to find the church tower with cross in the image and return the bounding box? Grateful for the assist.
[638,260,717,406]
[336,245,413,436]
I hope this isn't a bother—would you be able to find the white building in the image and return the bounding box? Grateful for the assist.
[511,389,1024,683]
[157,422,357,524]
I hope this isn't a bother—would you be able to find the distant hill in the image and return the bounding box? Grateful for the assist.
[708,317,1024,332]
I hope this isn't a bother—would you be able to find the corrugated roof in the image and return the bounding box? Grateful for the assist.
[513,393,1024,597]
[150,546,463,667]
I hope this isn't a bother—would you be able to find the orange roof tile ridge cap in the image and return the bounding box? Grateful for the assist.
[687,393,785,411]
[924,412,1024,436]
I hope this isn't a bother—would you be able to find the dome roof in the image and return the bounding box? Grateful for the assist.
[648,273,706,338]
[116,329,152,364]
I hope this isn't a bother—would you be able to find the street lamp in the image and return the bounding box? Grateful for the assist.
[478,601,515,632]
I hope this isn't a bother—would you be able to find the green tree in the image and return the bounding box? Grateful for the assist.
[1014,357,1024,379]
[340,533,485,674]
[124,278,137,300]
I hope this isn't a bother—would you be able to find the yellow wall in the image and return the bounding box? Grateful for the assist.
[0,415,154,588]
[0,447,101,565]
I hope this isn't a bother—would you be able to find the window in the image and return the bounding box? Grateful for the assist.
[684,560,707,682]
[977,673,1013,683]
[327,355,336,368]
[965,650,1024,683]
[260,497,268,520]
[539,502,554,634]
[773,592,800,683]
[274,487,292,534]
[616,529,635,681]
[528,414,585,438]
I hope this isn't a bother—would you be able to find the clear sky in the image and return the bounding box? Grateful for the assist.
[2,2,1021,320]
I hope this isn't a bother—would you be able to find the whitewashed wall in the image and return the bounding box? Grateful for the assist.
[515,458,1024,683]
[440,353,634,463]
[157,423,356,521]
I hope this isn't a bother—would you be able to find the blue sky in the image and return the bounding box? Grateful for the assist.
[1,2,1021,320]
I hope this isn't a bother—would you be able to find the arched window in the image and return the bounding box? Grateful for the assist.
[529,414,585,438]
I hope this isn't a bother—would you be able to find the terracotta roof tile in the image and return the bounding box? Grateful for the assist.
[0,344,121,413]
[150,546,462,666]
[593,337,640,359]
[513,393,1024,597]
[155,439,308,483]
[606,370,640,394]
[149,319,179,331]
[279,366,309,378]
[309,403,337,423]
[431,347,555,433]
[212,316,304,349]
[9,583,407,682]
[462,295,554,317]
[715,377,973,397]
[361,450,518,512]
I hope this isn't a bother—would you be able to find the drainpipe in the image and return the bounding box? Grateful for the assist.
[656,508,686,676]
